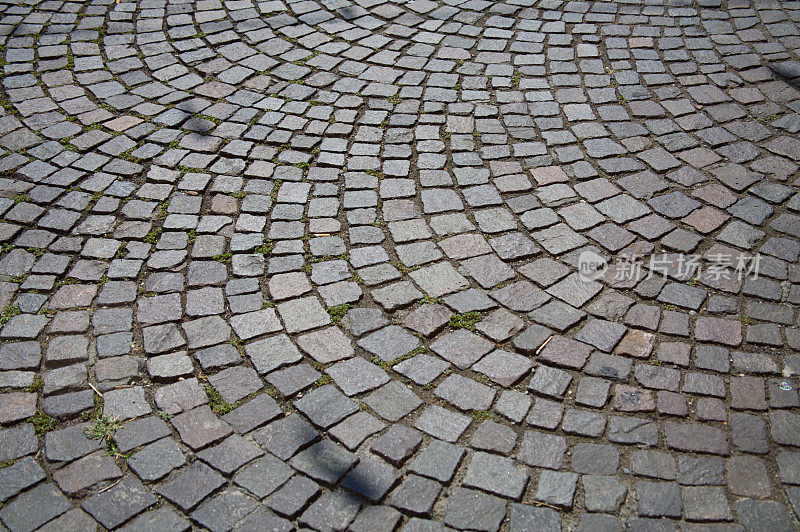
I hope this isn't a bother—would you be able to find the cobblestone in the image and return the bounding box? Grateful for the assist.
[0,1,799,529]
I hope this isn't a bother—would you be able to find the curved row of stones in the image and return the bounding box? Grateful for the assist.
[1,0,800,530]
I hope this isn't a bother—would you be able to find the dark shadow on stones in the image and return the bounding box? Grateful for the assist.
[301,441,396,503]
[769,60,800,88]
[337,6,363,20]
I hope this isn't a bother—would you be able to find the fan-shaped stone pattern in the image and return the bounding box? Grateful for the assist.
[0,0,799,530]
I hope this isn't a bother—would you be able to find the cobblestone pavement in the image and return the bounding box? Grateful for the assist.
[1,0,800,530]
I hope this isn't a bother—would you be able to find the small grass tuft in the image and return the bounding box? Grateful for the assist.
[470,410,494,421]
[29,410,57,435]
[24,374,43,393]
[474,373,491,386]
[370,347,424,370]
[370,356,392,370]
[314,375,333,387]
[391,261,414,274]
[213,252,232,264]
[86,415,123,455]
[0,304,21,325]
[254,240,274,255]
[449,311,482,330]
[144,228,162,245]
[511,69,522,87]
[326,304,352,324]
[203,383,240,415]
[81,395,104,421]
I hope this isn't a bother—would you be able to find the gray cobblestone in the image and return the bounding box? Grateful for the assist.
[2,2,799,528]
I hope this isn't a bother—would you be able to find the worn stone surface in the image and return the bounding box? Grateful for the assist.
[290,439,358,485]
[82,476,157,529]
[444,487,506,531]
[341,456,398,502]
[0,482,71,532]
[1,2,798,529]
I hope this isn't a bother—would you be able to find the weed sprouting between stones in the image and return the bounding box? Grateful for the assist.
[29,410,57,435]
[449,311,482,330]
[86,416,123,455]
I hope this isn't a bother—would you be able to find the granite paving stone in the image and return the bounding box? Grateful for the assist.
[156,462,225,512]
[414,405,472,443]
[2,2,799,529]
[290,439,358,486]
[52,451,122,496]
[37,509,100,532]
[349,506,402,532]
[82,476,157,529]
[328,411,386,451]
[196,434,263,475]
[402,303,452,338]
[296,326,354,364]
[463,451,529,499]
[434,374,496,412]
[665,422,730,456]
[371,425,423,466]
[245,334,303,375]
[114,417,172,454]
[128,438,186,482]
[635,481,682,518]
[0,456,46,503]
[357,325,420,362]
[233,454,294,500]
[535,470,579,509]
[444,487,506,531]
[171,405,233,450]
[191,490,259,532]
[363,381,422,422]
[117,508,191,532]
[340,456,399,502]
[388,474,441,517]
[294,384,359,429]
[265,476,321,519]
[525,397,565,430]
[327,356,390,396]
[265,364,321,396]
[508,504,561,532]
[154,378,208,415]
[0,483,71,532]
[583,475,628,513]
[518,431,567,470]
[727,455,772,498]
[298,491,361,531]
[207,366,263,403]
